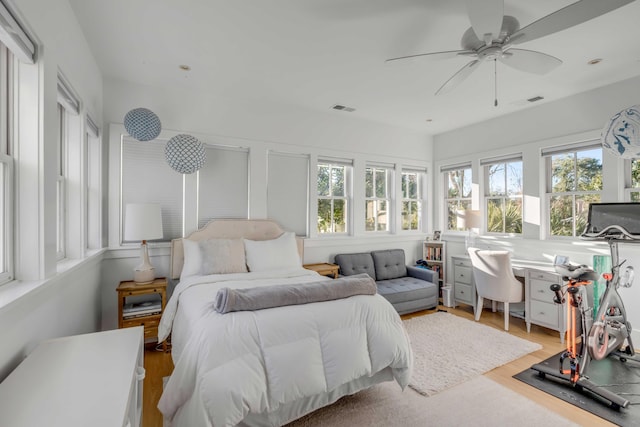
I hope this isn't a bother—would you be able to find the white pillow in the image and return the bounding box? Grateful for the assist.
[199,238,248,274]
[181,239,202,280]
[243,232,301,272]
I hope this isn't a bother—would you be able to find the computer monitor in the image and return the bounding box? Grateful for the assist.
[583,203,640,237]
[553,255,570,266]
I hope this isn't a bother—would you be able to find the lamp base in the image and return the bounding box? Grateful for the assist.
[134,267,155,284]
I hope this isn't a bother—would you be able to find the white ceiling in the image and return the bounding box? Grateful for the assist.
[68,0,640,135]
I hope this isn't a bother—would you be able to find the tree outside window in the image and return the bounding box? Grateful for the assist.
[444,166,472,231]
[486,160,522,234]
[547,147,602,237]
[317,162,348,233]
[365,167,389,232]
[628,159,640,202]
[401,172,422,231]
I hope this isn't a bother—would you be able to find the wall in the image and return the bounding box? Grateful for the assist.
[0,0,104,381]
[433,74,640,343]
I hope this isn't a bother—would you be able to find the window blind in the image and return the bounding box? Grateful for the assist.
[440,162,471,173]
[0,0,35,64]
[267,151,309,236]
[198,145,249,229]
[480,153,523,166]
[318,156,353,166]
[366,161,394,170]
[121,137,182,241]
[86,114,99,138]
[57,76,79,115]
[541,140,601,157]
[402,166,427,174]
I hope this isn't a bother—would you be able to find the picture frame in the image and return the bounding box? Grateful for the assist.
[432,230,441,241]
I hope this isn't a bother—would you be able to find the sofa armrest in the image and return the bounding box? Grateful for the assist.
[406,266,436,283]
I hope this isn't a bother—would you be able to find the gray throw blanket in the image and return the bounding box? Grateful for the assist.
[214,273,376,314]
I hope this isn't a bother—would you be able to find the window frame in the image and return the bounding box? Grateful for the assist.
[365,164,392,233]
[544,142,602,239]
[316,159,352,235]
[483,156,523,235]
[56,102,67,260]
[400,169,424,232]
[625,158,640,202]
[0,43,13,284]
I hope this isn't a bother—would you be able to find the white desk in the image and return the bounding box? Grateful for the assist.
[0,327,144,427]
[451,255,565,341]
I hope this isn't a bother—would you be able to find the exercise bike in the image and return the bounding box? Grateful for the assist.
[531,227,638,409]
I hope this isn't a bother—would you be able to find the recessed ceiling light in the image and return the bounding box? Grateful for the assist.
[425,119,433,122]
[587,58,603,65]
[179,64,191,71]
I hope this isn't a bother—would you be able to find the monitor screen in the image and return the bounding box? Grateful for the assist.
[585,203,640,236]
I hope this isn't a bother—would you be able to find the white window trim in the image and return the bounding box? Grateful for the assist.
[400,170,423,232]
[316,158,352,236]
[365,164,393,233]
[482,156,523,235]
[442,163,472,232]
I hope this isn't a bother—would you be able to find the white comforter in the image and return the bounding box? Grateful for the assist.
[158,268,413,427]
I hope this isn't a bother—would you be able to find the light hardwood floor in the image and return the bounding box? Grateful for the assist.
[143,304,615,427]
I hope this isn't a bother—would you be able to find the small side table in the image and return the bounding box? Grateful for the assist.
[117,277,168,352]
[303,263,339,279]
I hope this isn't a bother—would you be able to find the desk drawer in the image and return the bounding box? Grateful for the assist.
[455,283,473,304]
[530,300,559,327]
[528,270,558,283]
[529,279,556,303]
[454,266,472,285]
[122,317,160,330]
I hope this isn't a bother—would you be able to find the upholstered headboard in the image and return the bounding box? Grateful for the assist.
[170,219,304,280]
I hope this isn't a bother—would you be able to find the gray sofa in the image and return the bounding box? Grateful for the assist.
[334,249,438,315]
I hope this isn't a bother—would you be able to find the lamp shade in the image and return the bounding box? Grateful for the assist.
[165,134,206,174]
[124,203,163,241]
[124,108,162,141]
[457,209,480,230]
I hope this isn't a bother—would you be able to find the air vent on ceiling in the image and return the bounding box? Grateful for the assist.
[332,104,356,112]
[527,96,544,103]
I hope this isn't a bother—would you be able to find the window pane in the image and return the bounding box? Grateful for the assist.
[317,165,330,197]
[549,195,573,236]
[486,198,504,233]
[317,198,331,233]
[377,200,388,231]
[407,173,418,199]
[462,168,472,197]
[506,161,523,196]
[331,166,345,197]
[488,163,505,196]
[447,171,461,198]
[448,200,470,231]
[575,194,600,235]
[632,160,640,188]
[333,199,346,232]
[402,200,418,230]
[576,148,602,191]
[365,168,373,198]
[505,198,523,234]
[375,169,386,198]
[365,200,375,231]
[551,153,575,192]
[401,174,408,198]
[632,191,640,202]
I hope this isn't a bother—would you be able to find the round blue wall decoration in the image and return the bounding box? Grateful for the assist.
[124,108,162,141]
[602,105,640,159]
[165,134,206,174]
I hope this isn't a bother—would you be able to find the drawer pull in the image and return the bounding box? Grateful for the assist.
[539,312,545,315]
[537,290,545,293]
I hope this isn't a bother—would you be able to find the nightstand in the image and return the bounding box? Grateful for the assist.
[303,263,339,279]
[117,277,168,351]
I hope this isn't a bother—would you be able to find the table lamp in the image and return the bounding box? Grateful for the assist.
[124,203,163,284]
[457,209,480,249]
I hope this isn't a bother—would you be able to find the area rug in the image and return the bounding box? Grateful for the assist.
[404,311,542,395]
[515,350,640,427]
[287,375,579,426]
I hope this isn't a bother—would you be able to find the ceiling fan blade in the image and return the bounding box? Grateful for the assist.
[466,0,504,44]
[499,48,562,74]
[509,0,634,46]
[385,49,475,64]
[435,59,481,95]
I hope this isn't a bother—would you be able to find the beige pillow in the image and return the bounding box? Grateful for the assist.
[199,239,248,275]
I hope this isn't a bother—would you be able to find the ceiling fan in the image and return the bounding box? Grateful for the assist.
[386,0,635,100]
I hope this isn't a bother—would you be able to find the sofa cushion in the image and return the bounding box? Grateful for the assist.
[371,249,407,280]
[376,277,437,305]
[334,252,376,280]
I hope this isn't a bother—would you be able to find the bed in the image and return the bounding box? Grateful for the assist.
[157,219,413,426]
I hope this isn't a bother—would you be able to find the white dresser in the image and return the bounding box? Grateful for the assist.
[0,327,145,427]
[451,256,476,313]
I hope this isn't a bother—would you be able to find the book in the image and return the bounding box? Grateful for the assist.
[123,310,161,319]
[123,300,161,314]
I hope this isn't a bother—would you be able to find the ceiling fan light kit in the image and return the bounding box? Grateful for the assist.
[387,0,636,100]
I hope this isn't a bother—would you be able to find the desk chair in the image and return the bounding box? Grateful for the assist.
[467,247,524,331]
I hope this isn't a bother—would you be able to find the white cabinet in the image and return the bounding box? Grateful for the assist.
[526,269,566,342]
[451,256,476,312]
[0,327,144,427]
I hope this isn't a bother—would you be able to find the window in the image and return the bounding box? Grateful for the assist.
[56,103,66,259]
[626,159,640,202]
[544,142,602,237]
[365,165,392,232]
[401,170,424,231]
[483,156,523,234]
[0,44,13,283]
[442,163,472,231]
[317,159,351,234]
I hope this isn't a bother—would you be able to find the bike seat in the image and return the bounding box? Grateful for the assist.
[554,264,599,282]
